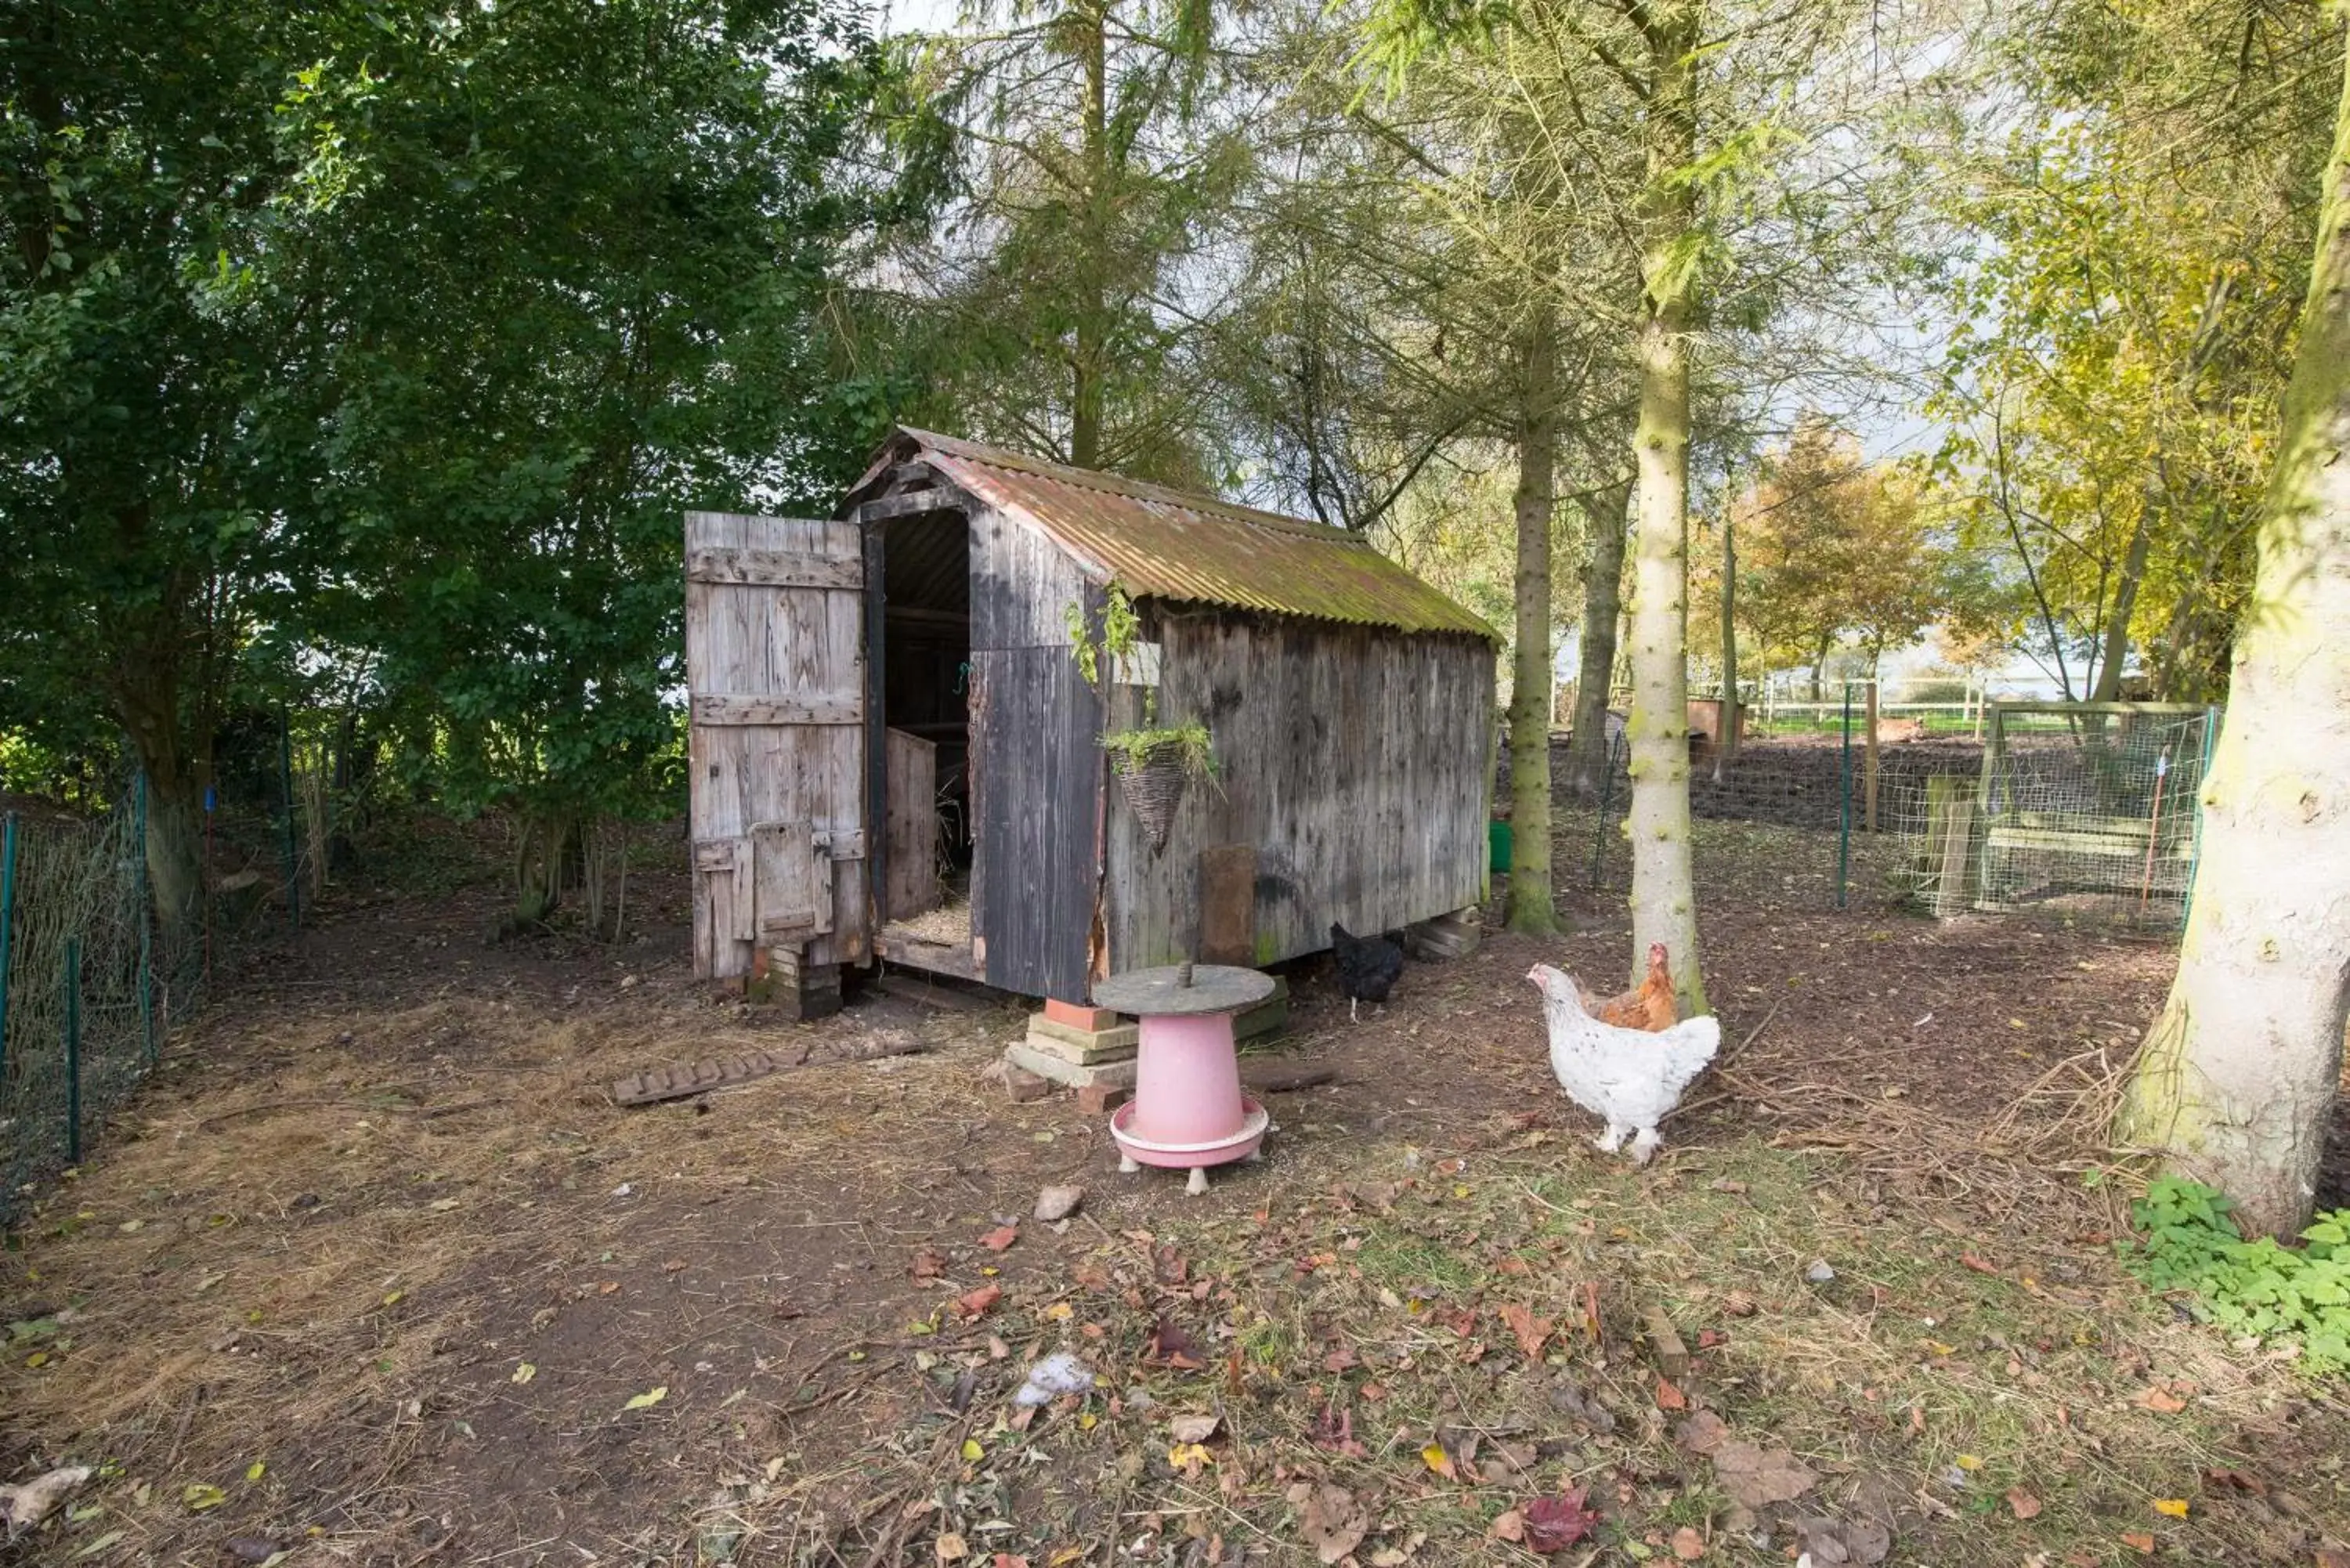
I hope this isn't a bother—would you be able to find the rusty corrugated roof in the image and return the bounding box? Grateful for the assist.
[860,429,1497,641]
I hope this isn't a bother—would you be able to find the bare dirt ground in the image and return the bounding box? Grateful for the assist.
[2,816,2346,1566]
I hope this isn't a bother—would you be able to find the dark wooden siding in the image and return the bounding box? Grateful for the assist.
[1103,609,1493,970]
[967,508,1104,999]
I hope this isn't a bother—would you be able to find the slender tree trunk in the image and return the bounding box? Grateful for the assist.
[1715,515,1738,782]
[1506,309,1561,934]
[2117,35,2350,1237]
[110,615,206,946]
[1564,477,1633,800]
[1624,2,1705,1011]
[1071,0,1108,469]
[2090,508,2152,703]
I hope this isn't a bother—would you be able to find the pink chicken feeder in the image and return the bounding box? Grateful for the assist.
[1094,961,1275,1195]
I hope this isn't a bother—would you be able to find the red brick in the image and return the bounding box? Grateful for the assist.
[1003,1066,1052,1104]
[1076,1082,1130,1116]
[1045,999,1118,1032]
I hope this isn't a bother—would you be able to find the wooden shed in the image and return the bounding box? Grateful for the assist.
[684,428,1498,1013]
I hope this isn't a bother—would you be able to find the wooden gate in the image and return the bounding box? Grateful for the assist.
[684,511,872,984]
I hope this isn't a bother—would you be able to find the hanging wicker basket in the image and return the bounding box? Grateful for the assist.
[1115,742,1191,853]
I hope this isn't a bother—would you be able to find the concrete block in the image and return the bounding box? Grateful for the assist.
[1007,1042,1139,1092]
[1025,1017,1141,1062]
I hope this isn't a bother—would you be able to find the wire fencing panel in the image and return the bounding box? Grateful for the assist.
[2,744,316,1221]
[1900,703,2218,928]
[0,801,150,1212]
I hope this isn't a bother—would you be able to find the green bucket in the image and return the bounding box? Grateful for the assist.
[1488,820,1512,873]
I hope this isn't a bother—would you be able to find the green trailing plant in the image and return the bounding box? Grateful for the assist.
[2122,1176,2350,1371]
[1098,717,1217,780]
[1065,585,1219,782]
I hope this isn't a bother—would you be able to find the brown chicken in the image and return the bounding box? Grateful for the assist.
[1578,941,1679,1033]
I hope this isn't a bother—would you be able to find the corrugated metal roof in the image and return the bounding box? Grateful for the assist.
[855,429,1497,641]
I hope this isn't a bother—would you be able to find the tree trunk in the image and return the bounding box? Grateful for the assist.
[1715,515,1738,782]
[1624,2,1705,1012]
[2090,508,2152,703]
[1564,477,1633,800]
[1506,308,1562,934]
[110,636,206,946]
[2117,37,2350,1237]
[1071,0,1108,469]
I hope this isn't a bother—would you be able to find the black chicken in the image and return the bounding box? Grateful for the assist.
[1329,922,1404,1023]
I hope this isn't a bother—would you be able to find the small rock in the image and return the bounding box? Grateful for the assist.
[223,1537,282,1565]
[1003,1065,1051,1104]
[618,974,639,990]
[1805,1259,1835,1284]
[1034,1184,1084,1223]
[291,1194,320,1210]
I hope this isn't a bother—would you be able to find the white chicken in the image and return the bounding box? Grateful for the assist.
[1527,962,1720,1165]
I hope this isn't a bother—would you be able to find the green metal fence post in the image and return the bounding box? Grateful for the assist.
[0,813,16,1084]
[1589,735,1618,891]
[280,710,302,932]
[136,773,156,1065]
[63,936,81,1165]
[1836,684,1853,909]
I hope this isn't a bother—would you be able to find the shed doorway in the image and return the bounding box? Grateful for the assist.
[875,509,977,975]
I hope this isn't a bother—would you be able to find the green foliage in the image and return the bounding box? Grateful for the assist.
[1097,717,1217,781]
[1065,585,1142,691]
[2124,1176,2350,1371]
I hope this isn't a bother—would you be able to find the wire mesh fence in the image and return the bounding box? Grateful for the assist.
[1504,687,2218,931]
[1889,703,2219,927]
[2,729,316,1221]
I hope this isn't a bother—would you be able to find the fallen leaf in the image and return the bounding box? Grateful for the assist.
[1960,1252,1998,1274]
[1675,1410,1730,1455]
[2153,1498,2189,1518]
[1143,1317,1204,1371]
[1420,1440,1456,1480]
[1654,1375,1690,1411]
[512,1363,537,1385]
[1310,1402,1368,1458]
[1489,1508,1526,1543]
[980,1225,1018,1252]
[2202,1467,2268,1497]
[910,1248,945,1281]
[1709,1177,1748,1194]
[1292,1481,1368,1565]
[2120,1531,2155,1554]
[1794,1516,1893,1566]
[1321,1345,1359,1373]
[620,1386,667,1412]
[1711,1439,1818,1509]
[244,1460,265,1482]
[1169,1412,1220,1443]
[936,1532,969,1563]
[2135,1386,2187,1414]
[1153,1245,1189,1286]
[1522,1490,1598,1552]
[960,1438,985,1462]
[1497,1302,1550,1361]
[1954,1453,1983,1472]
[952,1284,1002,1320]
[183,1483,228,1512]
[1670,1526,1706,1560]
[2007,1487,2043,1519]
[1167,1442,1213,1475]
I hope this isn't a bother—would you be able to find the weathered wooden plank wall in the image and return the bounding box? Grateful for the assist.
[884,727,939,919]
[684,511,871,980]
[967,508,1103,999]
[1103,609,1493,970]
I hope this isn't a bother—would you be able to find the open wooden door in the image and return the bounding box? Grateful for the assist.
[684,511,872,985]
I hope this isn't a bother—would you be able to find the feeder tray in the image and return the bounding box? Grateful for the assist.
[1092,963,1274,1017]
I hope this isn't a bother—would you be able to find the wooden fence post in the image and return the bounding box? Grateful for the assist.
[1864,681,1881,834]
